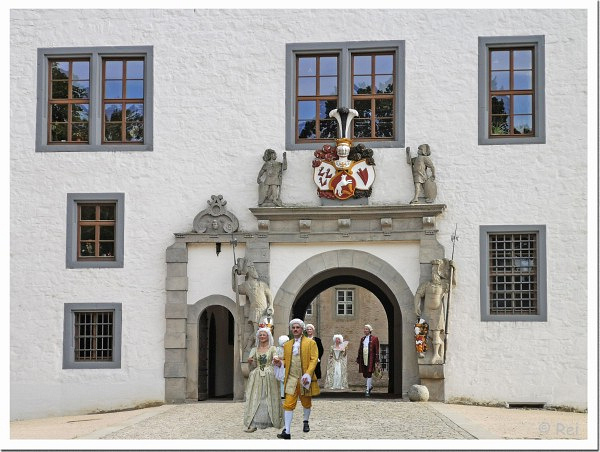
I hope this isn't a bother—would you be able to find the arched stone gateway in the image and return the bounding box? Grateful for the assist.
[272,250,417,396]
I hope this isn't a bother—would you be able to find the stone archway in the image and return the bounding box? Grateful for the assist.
[186,295,244,401]
[272,249,419,396]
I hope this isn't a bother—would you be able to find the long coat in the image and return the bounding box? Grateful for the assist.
[282,336,321,397]
[356,335,380,375]
[312,336,324,379]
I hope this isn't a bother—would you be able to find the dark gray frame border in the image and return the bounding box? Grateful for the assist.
[66,193,125,268]
[478,36,546,145]
[63,303,122,369]
[36,46,153,152]
[285,40,405,151]
[479,225,547,321]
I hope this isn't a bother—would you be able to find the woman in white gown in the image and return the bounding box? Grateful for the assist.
[243,328,284,432]
[325,334,348,390]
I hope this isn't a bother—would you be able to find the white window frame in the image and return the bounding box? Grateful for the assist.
[336,288,354,316]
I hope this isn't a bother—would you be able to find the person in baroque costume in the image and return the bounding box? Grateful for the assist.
[356,324,380,396]
[243,328,283,433]
[305,324,324,381]
[273,318,320,440]
[325,334,348,390]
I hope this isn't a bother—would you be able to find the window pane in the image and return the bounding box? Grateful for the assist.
[320,56,337,75]
[298,120,316,139]
[347,305,353,315]
[105,60,123,79]
[375,75,393,94]
[319,100,337,119]
[319,119,337,139]
[514,71,532,90]
[80,242,95,256]
[126,103,144,121]
[375,54,393,74]
[105,80,122,99]
[50,123,67,141]
[298,57,316,76]
[126,123,144,142]
[105,123,122,141]
[513,115,533,134]
[375,119,393,137]
[514,95,532,114]
[126,80,144,99]
[354,99,371,118]
[126,60,144,78]
[491,95,510,114]
[105,104,123,122]
[490,71,509,90]
[354,55,371,75]
[491,50,509,70]
[513,50,532,69]
[72,104,89,122]
[51,61,70,79]
[51,81,68,99]
[71,123,89,142]
[491,115,510,135]
[353,76,371,94]
[354,119,371,137]
[375,99,393,117]
[80,205,96,220]
[72,81,89,99]
[72,61,89,80]
[99,242,115,257]
[100,205,115,220]
[298,101,316,120]
[319,76,337,95]
[80,226,95,240]
[298,77,316,96]
[100,225,114,240]
[51,104,68,122]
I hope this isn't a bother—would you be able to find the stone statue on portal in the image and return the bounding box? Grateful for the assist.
[407,144,437,204]
[414,258,456,364]
[257,149,287,207]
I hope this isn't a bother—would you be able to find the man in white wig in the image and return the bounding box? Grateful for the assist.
[273,318,319,439]
[356,324,380,396]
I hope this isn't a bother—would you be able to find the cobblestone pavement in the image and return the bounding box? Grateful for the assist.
[98,399,474,440]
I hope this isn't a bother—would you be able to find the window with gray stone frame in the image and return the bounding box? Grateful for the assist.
[478,36,545,145]
[63,303,122,369]
[66,193,124,268]
[336,288,354,316]
[480,225,547,321]
[286,41,405,150]
[36,46,153,152]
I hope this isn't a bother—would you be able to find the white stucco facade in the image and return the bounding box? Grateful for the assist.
[10,8,592,420]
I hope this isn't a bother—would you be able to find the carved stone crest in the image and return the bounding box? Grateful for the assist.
[192,195,239,233]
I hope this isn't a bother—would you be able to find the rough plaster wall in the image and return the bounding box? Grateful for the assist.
[10,9,588,418]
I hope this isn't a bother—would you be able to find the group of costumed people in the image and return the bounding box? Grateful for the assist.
[243,320,380,439]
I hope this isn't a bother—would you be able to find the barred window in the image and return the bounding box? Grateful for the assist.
[380,344,389,371]
[480,225,547,321]
[336,289,354,316]
[74,311,114,361]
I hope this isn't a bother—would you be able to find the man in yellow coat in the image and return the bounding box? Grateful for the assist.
[273,318,320,439]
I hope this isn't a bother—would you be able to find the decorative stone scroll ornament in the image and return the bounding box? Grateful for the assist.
[192,195,239,233]
[312,107,376,200]
[414,258,456,364]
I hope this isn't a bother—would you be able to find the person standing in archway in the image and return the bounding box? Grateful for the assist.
[305,324,324,382]
[356,324,380,396]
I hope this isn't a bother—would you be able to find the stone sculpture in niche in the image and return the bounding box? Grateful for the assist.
[312,107,376,200]
[257,149,287,207]
[192,194,239,234]
[232,258,275,356]
[406,144,437,204]
[414,258,456,364]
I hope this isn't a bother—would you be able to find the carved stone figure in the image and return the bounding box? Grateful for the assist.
[414,258,456,364]
[232,259,275,355]
[406,144,437,204]
[257,149,287,207]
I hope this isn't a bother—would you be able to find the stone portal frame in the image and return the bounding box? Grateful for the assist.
[271,249,418,396]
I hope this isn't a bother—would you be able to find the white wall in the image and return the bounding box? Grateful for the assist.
[10,9,588,418]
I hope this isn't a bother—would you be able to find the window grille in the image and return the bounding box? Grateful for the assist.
[74,311,114,361]
[380,344,389,371]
